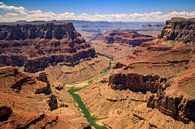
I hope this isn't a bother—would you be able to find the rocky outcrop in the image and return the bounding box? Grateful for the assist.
[0,66,19,77]
[147,68,195,123]
[105,30,154,46]
[0,110,58,129]
[10,74,35,91]
[113,62,125,69]
[0,106,12,122]
[0,66,87,128]
[147,94,195,123]
[159,18,195,42]
[109,73,167,93]
[48,95,58,111]
[0,22,96,72]
[37,72,49,84]
[0,67,52,95]
[35,72,52,95]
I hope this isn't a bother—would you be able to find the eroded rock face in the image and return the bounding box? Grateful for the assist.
[0,66,51,95]
[105,30,154,46]
[0,67,63,128]
[0,22,77,40]
[146,66,195,123]
[147,94,195,123]
[159,18,195,42]
[0,22,96,72]
[109,73,167,93]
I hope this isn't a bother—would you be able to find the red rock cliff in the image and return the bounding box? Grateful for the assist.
[158,17,195,42]
[0,22,96,72]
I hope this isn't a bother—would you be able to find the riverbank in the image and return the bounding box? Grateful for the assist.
[66,59,114,129]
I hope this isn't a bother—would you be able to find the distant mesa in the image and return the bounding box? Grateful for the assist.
[0,22,96,72]
[104,30,155,46]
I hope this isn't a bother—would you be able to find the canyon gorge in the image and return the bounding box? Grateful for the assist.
[0,17,195,129]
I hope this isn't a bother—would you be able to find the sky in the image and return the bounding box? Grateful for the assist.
[0,0,195,22]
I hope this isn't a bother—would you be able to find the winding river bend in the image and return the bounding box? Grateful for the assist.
[67,59,114,129]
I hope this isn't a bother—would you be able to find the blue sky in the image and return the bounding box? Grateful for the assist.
[0,0,195,22]
[1,0,195,14]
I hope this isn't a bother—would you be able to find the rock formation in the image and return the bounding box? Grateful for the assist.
[48,95,58,111]
[107,18,195,124]
[105,30,154,46]
[0,22,96,72]
[0,66,51,95]
[0,22,78,40]
[109,73,167,93]
[0,106,12,122]
[147,93,195,123]
[0,66,89,128]
[159,17,195,42]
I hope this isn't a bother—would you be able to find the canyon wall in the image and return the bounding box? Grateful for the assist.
[109,73,167,93]
[105,30,154,46]
[0,22,96,72]
[108,18,195,123]
[159,18,195,42]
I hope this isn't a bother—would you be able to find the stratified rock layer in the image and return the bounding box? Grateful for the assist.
[147,69,195,123]
[0,22,96,72]
[107,18,195,124]
[109,73,167,93]
[0,22,77,40]
[105,30,154,46]
[159,18,195,42]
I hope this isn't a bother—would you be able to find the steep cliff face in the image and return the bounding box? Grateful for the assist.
[0,22,78,40]
[109,72,167,93]
[159,18,195,42]
[147,69,195,123]
[0,22,96,72]
[147,94,195,123]
[105,30,154,46]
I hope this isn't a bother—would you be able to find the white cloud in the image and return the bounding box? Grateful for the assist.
[5,13,18,16]
[0,2,195,22]
[0,2,26,15]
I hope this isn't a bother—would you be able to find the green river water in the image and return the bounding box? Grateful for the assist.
[67,60,113,129]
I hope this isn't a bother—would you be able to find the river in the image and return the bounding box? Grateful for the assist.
[67,59,114,129]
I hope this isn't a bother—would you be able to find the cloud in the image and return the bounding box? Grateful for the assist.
[5,13,18,17]
[0,2,195,22]
[0,2,26,15]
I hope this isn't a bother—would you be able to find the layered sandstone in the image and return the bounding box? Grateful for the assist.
[107,18,195,124]
[0,22,96,72]
[159,17,195,42]
[0,22,78,40]
[105,30,154,46]
[147,69,195,123]
[109,73,167,93]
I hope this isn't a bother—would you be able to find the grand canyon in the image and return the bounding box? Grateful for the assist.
[0,1,195,129]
